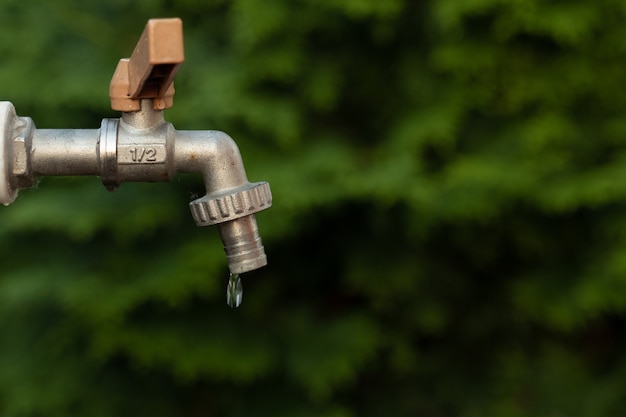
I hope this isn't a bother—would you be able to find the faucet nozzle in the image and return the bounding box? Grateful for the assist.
[219,215,267,274]
[189,181,272,274]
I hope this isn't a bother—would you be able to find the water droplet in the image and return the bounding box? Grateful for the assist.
[227,273,243,308]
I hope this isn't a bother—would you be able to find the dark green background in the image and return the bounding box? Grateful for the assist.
[2,0,626,415]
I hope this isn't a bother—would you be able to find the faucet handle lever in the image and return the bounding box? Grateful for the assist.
[110,18,185,112]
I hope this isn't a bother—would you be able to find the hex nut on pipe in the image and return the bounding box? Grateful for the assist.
[0,102,19,206]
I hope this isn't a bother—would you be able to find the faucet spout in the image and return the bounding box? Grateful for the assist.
[175,130,272,274]
[218,215,267,274]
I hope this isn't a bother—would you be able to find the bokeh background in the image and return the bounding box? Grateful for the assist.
[2,0,626,415]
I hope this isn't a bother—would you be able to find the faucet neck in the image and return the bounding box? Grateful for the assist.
[120,99,165,131]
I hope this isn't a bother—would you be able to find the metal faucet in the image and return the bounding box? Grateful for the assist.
[0,18,272,274]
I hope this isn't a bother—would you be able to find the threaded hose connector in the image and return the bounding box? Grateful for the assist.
[189,181,272,226]
[189,182,272,274]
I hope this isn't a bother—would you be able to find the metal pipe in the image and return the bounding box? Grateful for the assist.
[31,129,100,176]
[0,99,271,274]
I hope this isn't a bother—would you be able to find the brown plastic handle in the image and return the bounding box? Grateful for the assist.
[110,18,185,111]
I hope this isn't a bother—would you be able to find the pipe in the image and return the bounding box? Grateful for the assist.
[174,130,249,191]
[31,129,100,176]
[0,100,271,274]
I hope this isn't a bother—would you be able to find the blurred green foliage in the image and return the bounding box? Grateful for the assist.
[1,0,626,415]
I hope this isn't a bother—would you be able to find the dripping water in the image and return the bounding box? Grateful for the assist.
[227,273,243,308]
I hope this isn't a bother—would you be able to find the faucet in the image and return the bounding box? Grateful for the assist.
[0,18,272,275]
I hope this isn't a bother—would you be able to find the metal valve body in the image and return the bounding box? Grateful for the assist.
[0,19,272,274]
